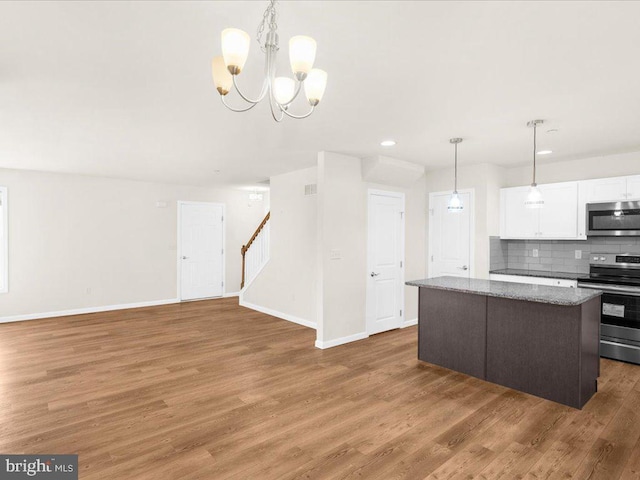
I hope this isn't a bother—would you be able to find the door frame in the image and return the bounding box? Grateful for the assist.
[366,188,405,334]
[177,201,226,301]
[427,189,475,279]
[0,186,7,294]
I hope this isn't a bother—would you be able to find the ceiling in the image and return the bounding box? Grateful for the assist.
[1,1,640,188]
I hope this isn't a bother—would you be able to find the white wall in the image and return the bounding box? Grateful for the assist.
[242,167,318,327]
[0,168,268,319]
[316,152,427,346]
[506,150,640,186]
[317,152,368,343]
[241,152,427,347]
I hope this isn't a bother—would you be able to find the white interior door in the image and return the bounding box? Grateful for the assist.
[429,191,473,278]
[366,191,404,335]
[179,202,224,300]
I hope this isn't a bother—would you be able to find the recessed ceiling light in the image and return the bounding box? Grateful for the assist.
[380,140,396,147]
[537,150,553,155]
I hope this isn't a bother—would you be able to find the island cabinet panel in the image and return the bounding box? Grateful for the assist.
[412,278,602,409]
[419,288,487,379]
[581,298,601,396]
[486,298,582,408]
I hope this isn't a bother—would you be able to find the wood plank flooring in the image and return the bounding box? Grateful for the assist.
[1,297,640,479]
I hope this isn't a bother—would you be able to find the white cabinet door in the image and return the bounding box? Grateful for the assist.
[500,187,538,239]
[582,177,627,203]
[538,182,578,239]
[500,183,578,239]
[626,175,640,200]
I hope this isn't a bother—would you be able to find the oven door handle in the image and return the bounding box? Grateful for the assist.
[578,283,640,296]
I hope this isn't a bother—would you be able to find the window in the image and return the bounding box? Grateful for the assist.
[0,187,6,293]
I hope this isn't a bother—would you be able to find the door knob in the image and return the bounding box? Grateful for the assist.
[370,272,380,277]
[182,256,189,260]
[457,265,468,270]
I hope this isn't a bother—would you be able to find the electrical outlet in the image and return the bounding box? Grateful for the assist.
[575,250,582,260]
[329,249,342,260]
[532,249,539,258]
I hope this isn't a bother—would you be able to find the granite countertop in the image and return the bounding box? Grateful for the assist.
[406,276,601,306]
[489,268,589,281]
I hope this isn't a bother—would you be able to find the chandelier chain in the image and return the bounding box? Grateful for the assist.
[256,0,278,51]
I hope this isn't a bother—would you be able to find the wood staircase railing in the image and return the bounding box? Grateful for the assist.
[241,212,270,289]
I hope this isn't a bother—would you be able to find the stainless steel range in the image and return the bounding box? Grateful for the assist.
[578,253,640,365]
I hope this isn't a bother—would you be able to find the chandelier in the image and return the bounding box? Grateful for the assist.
[211,0,328,122]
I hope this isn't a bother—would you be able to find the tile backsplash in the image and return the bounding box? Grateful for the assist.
[490,236,640,274]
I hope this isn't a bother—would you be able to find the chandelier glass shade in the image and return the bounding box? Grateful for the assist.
[211,0,328,122]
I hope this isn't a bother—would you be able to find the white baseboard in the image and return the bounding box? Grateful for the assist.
[0,298,180,324]
[223,291,240,298]
[401,318,418,328]
[315,331,369,349]
[239,299,317,330]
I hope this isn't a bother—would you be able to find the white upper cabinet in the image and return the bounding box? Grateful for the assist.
[500,182,578,239]
[626,176,640,200]
[577,175,640,238]
[538,182,579,238]
[580,177,627,203]
[501,175,640,241]
[500,187,538,238]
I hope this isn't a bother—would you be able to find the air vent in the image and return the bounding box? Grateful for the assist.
[304,184,317,196]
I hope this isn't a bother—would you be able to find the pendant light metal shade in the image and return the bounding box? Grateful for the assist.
[525,120,545,209]
[448,138,464,213]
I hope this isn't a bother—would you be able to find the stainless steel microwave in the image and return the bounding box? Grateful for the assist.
[587,201,640,236]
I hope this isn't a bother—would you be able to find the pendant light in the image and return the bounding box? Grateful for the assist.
[525,120,544,208]
[448,138,463,212]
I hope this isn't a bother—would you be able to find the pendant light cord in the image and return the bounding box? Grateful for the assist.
[532,122,537,186]
[454,142,458,192]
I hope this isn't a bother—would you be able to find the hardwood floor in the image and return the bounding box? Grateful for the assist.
[1,298,640,479]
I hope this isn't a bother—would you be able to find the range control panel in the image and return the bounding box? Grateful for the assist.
[590,253,640,266]
[617,255,640,264]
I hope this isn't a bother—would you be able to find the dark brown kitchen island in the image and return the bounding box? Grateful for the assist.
[407,276,602,409]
